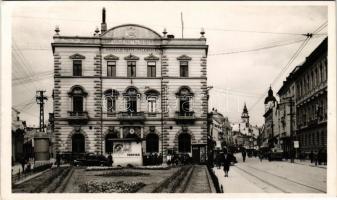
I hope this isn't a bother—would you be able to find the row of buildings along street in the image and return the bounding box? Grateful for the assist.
[10,6,328,193]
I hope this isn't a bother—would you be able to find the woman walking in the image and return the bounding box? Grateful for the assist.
[223,152,231,177]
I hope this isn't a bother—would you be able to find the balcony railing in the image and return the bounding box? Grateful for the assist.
[175,111,195,121]
[67,111,89,124]
[117,111,145,121]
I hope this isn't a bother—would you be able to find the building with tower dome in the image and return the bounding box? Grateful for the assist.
[51,8,209,165]
[262,87,279,149]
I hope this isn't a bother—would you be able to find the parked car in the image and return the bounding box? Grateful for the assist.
[268,147,284,161]
[73,154,110,166]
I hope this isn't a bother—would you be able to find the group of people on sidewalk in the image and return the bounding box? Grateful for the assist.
[309,150,327,166]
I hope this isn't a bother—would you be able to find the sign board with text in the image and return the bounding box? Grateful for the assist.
[294,141,299,148]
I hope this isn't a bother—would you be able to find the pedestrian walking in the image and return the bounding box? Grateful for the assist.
[20,156,26,173]
[258,151,263,162]
[317,149,323,165]
[107,153,113,167]
[314,151,318,166]
[309,150,314,163]
[222,152,231,177]
[323,149,327,165]
[242,150,247,162]
[215,153,222,169]
[56,153,61,167]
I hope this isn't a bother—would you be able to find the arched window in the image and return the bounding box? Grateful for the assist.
[72,134,85,153]
[105,131,118,153]
[124,87,139,112]
[146,133,159,153]
[145,89,160,114]
[176,86,193,113]
[178,133,191,153]
[104,89,119,113]
[68,86,87,113]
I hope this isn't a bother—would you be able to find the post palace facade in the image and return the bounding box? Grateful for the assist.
[51,9,209,165]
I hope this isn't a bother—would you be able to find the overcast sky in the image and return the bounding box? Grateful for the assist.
[9,2,328,127]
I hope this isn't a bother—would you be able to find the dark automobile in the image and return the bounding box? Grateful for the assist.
[268,148,284,161]
[73,154,110,166]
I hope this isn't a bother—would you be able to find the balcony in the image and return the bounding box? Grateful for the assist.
[175,111,195,123]
[117,111,145,121]
[67,111,89,124]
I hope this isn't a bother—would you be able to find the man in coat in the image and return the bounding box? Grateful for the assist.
[242,149,247,162]
[223,152,231,177]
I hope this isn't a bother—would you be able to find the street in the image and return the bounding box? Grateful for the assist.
[214,153,326,193]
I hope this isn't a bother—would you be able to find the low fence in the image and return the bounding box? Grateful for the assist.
[12,162,53,184]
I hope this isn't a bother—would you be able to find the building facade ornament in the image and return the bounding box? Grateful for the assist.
[177,54,192,61]
[104,54,120,60]
[69,53,86,59]
[144,53,159,61]
[124,54,140,60]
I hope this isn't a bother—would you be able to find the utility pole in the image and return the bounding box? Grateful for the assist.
[289,97,295,163]
[181,12,184,38]
[36,90,48,132]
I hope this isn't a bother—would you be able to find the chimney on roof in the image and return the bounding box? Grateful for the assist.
[101,7,107,34]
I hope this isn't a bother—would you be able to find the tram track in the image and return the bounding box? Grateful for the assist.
[235,164,325,193]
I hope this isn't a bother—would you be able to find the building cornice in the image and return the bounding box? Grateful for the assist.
[55,76,207,80]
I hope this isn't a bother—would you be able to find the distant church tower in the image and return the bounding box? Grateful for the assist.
[241,103,250,125]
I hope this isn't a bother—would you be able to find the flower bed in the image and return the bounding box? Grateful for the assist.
[132,165,170,170]
[96,171,149,177]
[86,166,123,171]
[79,181,145,193]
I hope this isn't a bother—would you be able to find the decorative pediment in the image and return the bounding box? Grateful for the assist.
[124,54,139,60]
[144,53,159,61]
[104,54,119,60]
[69,53,86,59]
[177,54,192,61]
[144,89,160,96]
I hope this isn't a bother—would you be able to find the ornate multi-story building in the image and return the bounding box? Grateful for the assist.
[267,37,327,156]
[276,67,297,155]
[209,108,232,150]
[51,8,209,165]
[293,38,327,154]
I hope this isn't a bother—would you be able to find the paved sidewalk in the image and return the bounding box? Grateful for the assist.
[213,166,265,193]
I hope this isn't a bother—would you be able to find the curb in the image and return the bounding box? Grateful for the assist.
[289,161,327,169]
[204,165,217,193]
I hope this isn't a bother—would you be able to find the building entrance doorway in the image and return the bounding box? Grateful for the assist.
[72,134,85,153]
[192,144,206,164]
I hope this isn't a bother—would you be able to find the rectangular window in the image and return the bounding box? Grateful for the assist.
[148,97,156,113]
[107,61,116,77]
[127,61,136,78]
[73,60,82,76]
[147,61,156,77]
[180,61,189,77]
